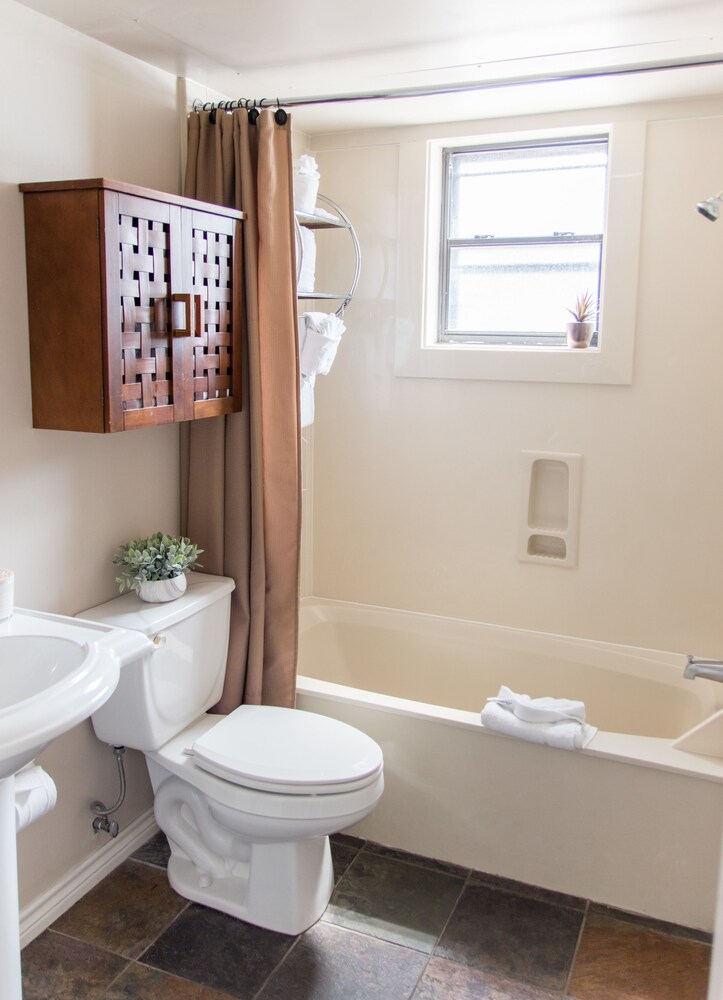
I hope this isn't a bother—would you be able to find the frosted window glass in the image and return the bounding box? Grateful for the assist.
[447,244,601,335]
[448,141,607,239]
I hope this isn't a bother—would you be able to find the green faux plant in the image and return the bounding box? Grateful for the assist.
[113,532,203,594]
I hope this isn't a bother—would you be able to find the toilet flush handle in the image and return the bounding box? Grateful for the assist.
[153,633,167,648]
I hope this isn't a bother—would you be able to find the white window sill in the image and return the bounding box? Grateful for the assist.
[394,121,647,386]
[393,340,625,384]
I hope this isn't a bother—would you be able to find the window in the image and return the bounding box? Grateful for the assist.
[440,139,608,347]
[394,122,646,384]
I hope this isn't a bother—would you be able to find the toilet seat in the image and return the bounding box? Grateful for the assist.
[191,705,383,795]
[148,714,384,824]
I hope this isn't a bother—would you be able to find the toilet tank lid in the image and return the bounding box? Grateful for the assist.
[77,572,235,636]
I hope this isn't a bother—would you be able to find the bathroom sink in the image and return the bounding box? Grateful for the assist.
[0,610,131,780]
[0,636,86,708]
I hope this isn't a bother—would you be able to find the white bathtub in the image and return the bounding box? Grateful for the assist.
[297,597,723,931]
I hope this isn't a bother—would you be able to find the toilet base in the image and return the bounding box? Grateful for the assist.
[165,834,334,935]
[150,765,337,935]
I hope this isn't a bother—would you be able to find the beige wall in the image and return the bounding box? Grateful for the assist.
[1,0,182,908]
[5,0,723,923]
[309,96,723,658]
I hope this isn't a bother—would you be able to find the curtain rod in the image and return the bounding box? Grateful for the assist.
[191,52,723,113]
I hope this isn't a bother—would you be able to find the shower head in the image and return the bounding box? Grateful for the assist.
[696,193,723,221]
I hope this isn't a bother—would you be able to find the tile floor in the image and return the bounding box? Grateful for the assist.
[21,832,711,1000]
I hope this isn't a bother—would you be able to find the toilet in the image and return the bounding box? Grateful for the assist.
[80,572,383,935]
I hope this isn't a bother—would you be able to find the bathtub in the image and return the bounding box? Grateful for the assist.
[296,598,723,931]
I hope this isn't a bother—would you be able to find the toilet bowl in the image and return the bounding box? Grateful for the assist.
[80,573,383,934]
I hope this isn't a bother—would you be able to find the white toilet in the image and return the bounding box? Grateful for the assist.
[81,572,383,935]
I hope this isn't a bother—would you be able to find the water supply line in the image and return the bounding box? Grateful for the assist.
[90,746,127,838]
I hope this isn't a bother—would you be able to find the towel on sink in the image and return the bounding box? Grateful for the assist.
[480,685,597,750]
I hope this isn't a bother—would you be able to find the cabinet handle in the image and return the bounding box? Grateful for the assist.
[171,293,193,337]
[194,294,204,337]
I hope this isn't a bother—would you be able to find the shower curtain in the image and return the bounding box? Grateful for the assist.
[181,108,300,710]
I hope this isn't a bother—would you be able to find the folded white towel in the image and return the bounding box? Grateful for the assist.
[298,228,316,293]
[490,685,586,724]
[300,312,346,377]
[480,686,597,750]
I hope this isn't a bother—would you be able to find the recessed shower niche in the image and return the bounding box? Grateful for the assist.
[518,452,582,567]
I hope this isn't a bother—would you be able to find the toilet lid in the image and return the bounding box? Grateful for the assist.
[191,705,383,794]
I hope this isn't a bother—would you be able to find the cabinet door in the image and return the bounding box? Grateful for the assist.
[103,191,182,431]
[187,207,243,419]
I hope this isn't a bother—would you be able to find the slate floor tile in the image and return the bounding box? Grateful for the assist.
[331,833,366,850]
[101,961,238,999]
[469,870,586,911]
[140,903,296,1000]
[330,838,361,882]
[435,881,583,992]
[51,859,187,959]
[258,919,429,1000]
[324,850,465,953]
[22,930,128,1000]
[131,830,171,870]
[588,903,712,944]
[412,956,563,1000]
[568,912,710,1000]
[23,832,715,1000]
[364,842,471,879]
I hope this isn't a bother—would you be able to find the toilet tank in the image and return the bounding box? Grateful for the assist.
[79,573,235,751]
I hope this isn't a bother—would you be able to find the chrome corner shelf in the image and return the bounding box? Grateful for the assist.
[295,194,360,317]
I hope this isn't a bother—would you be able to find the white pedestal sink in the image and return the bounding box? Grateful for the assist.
[0,608,140,1000]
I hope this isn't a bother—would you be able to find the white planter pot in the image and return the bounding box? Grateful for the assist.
[138,575,187,603]
[566,321,594,349]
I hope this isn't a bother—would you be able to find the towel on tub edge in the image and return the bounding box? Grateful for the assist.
[480,685,597,750]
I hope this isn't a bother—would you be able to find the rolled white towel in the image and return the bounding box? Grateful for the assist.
[298,228,316,293]
[15,764,57,831]
[293,155,320,214]
[480,686,597,750]
[300,312,346,377]
[300,373,315,428]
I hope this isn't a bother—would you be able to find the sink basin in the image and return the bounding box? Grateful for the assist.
[0,610,130,780]
[0,636,86,709]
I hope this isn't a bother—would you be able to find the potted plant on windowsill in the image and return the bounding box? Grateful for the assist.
[565,291,597,349]
[113,532,203,603]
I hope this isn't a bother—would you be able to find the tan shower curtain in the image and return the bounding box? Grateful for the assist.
[181,108,300,710]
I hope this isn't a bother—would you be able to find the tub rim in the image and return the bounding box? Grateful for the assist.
[298,596,723,784]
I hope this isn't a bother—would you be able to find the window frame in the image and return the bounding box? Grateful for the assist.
[393,121,646,384]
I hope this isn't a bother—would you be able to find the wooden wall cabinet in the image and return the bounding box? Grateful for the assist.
[19,179,244,432]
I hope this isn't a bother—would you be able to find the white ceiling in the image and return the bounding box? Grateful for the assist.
[15,0,723,132]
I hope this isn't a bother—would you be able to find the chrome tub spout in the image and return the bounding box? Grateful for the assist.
[684,656,723,682]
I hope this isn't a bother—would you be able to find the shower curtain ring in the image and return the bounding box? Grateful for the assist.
[275,98,288,125]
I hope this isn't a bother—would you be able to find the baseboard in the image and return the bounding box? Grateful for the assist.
[19,808,158,948]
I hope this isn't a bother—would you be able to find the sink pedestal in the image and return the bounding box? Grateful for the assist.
[0,608,138,1000]
[0,776,22,999]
